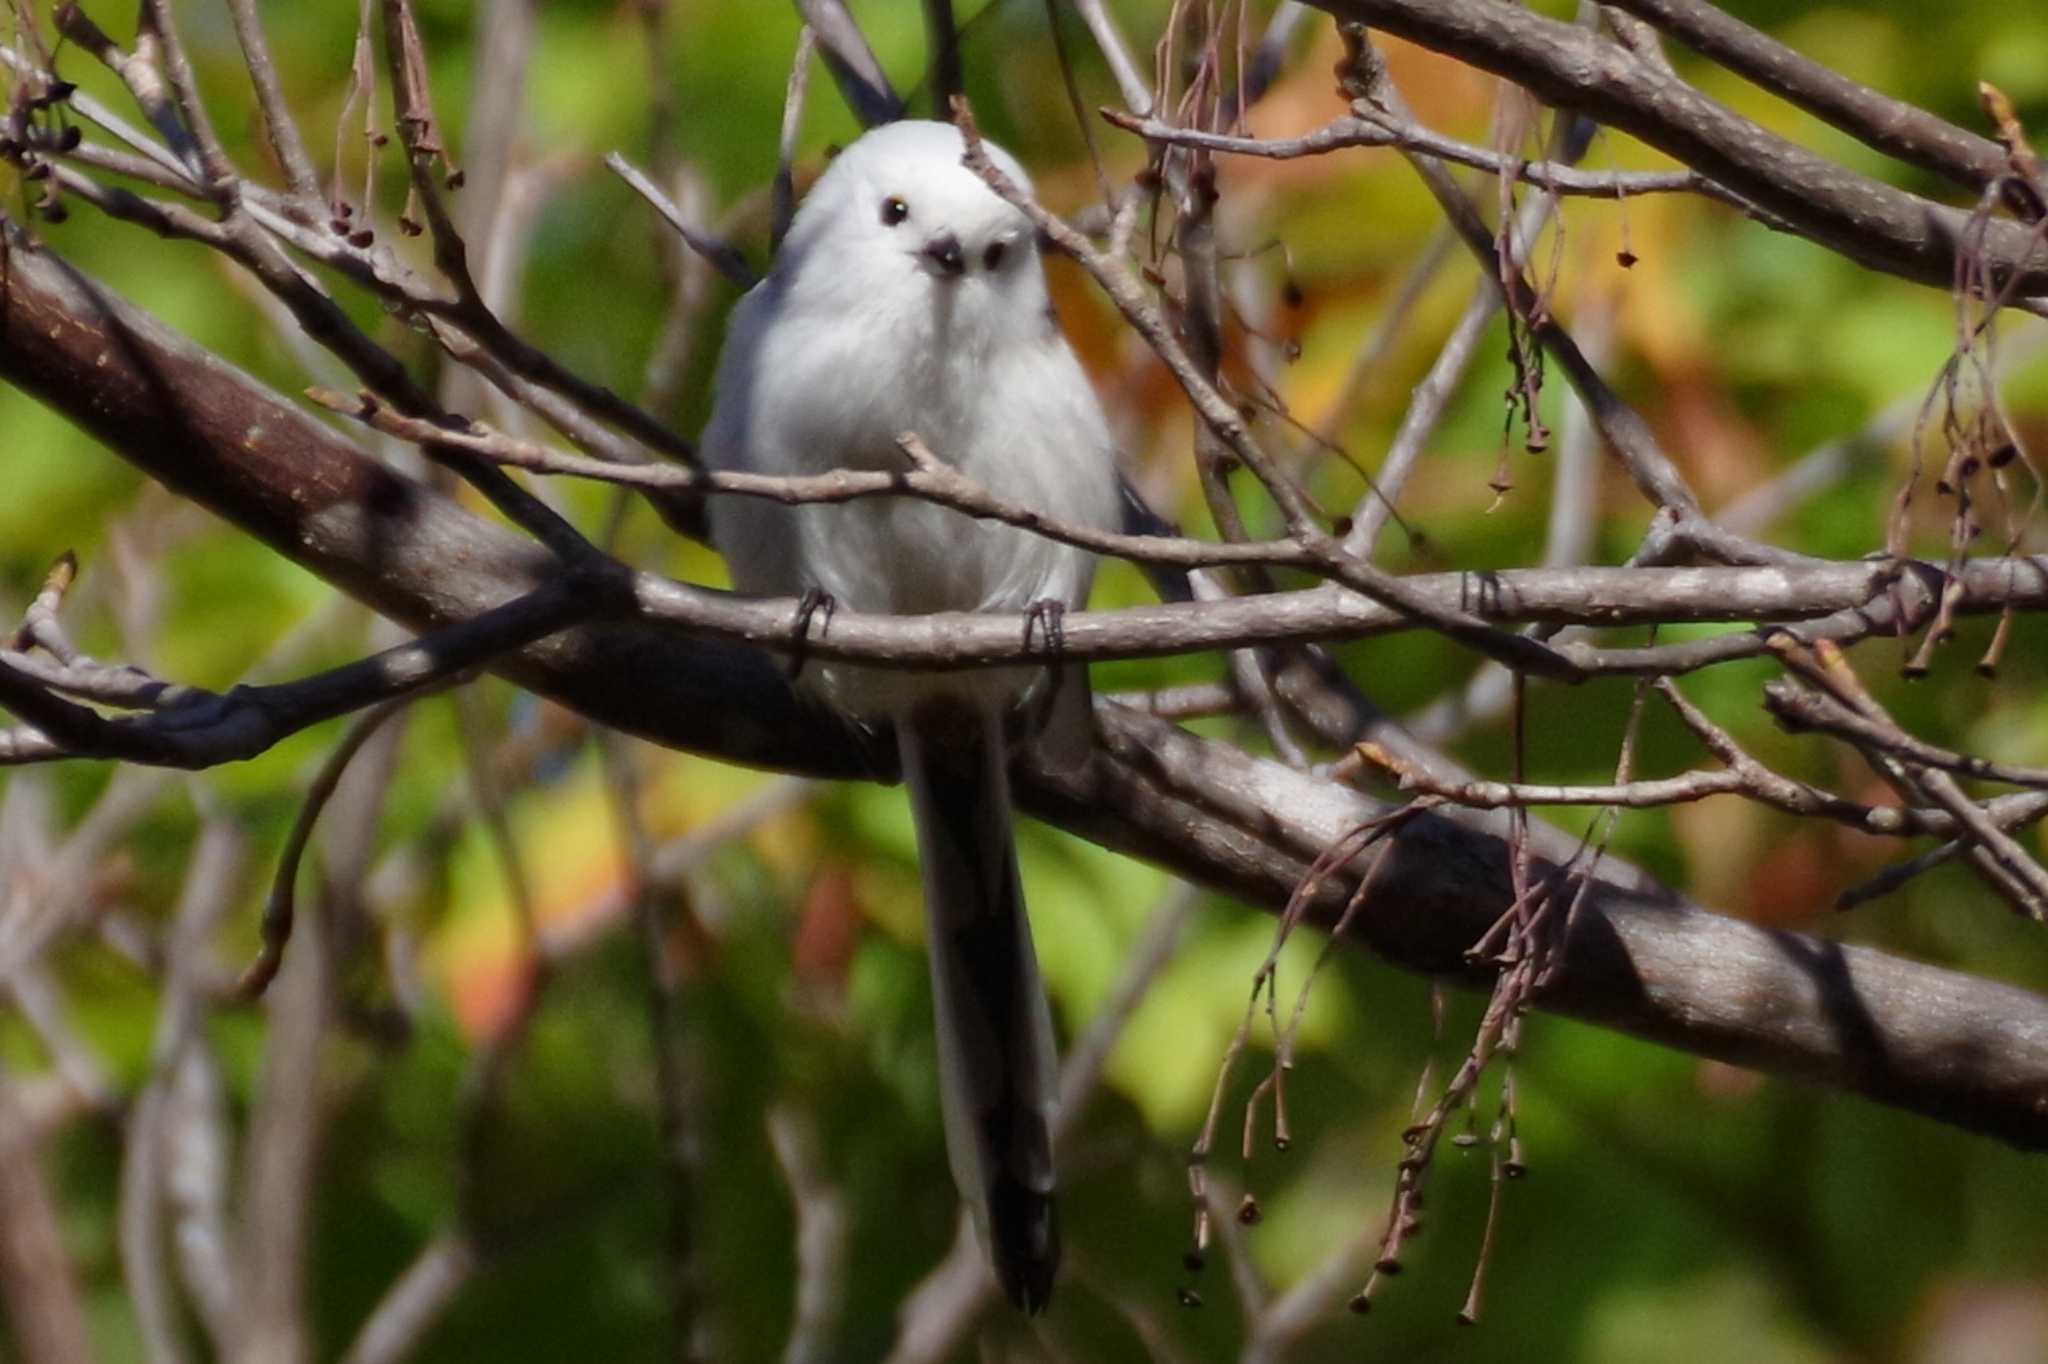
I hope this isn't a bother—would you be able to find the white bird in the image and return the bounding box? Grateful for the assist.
[702,119,1121,1312]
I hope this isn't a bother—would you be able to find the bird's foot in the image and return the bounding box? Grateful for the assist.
[1021,598,1073,734]
[1022,598,1067,657]
[788,587,837,682]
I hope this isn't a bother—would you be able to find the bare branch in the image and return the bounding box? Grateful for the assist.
[0,1065,94,1364]
[1069,0,1154,114]
[596,730,709,1355]
[232,892,331,1364]
[237,695,417,999]
[1767,681,2048,792]
[121,820,244,1364]
[1347,37,1707,518]
[1104,109,1722,201]
[0,579,600,769]
[454,0,537,245]
[1342,205,1534,557]
[336,1233,480,1364]
[772,26,817,252]
[605,153,760,289]
[920,0,962,114]
[1769,637,2048,919]
[768,1105,849,1364]
[223,0,322,198]
[1313,0,2048,301]
[794,0,904,126]
[1602,0,2007,193]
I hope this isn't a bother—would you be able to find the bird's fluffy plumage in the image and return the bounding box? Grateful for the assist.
[702,120,1120,1312]
[705,120,1119,716]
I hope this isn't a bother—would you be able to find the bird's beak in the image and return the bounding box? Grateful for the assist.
[919,231,965,278]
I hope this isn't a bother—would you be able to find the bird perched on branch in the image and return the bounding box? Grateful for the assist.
[702,119,1121,1312]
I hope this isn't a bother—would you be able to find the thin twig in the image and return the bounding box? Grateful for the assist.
[237,695,416,1000]
[223,0,322,198]
[772,26,817,252]
[607,152,759,289]
[1105,109,1722,201]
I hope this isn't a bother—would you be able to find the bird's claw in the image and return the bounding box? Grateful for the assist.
[1022,598,1066,657]
[788,587,837,682]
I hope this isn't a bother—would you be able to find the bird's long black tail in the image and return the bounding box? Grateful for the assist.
[899,706,1060,1313]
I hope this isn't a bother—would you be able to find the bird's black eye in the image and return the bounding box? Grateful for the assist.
[982,240,1007,271]
[880,196,910,227]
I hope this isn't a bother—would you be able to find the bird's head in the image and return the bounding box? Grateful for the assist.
[777,120,1049,327]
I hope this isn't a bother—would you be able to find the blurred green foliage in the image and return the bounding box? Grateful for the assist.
[4,2,2048,1361]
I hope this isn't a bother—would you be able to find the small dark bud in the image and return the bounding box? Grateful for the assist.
[1281,279,1304,308]
[1237,1195,1262,1225]
[47,81,76,103]
[1989,441,2018,468]
[1616,248,1638,268]
[397,216,421,237]
[369,131,390,147]
[348,229,375,248]
[1182,1250,1206,1273]
[1348,1293,1373,1315]
[445,168,465,189]
[55,125,80,151]
[42,200,67,223]
[1999,175,2047,223]
[330,218,351,234]
[24,159,50,181]
[1374,1256,1404,1276]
